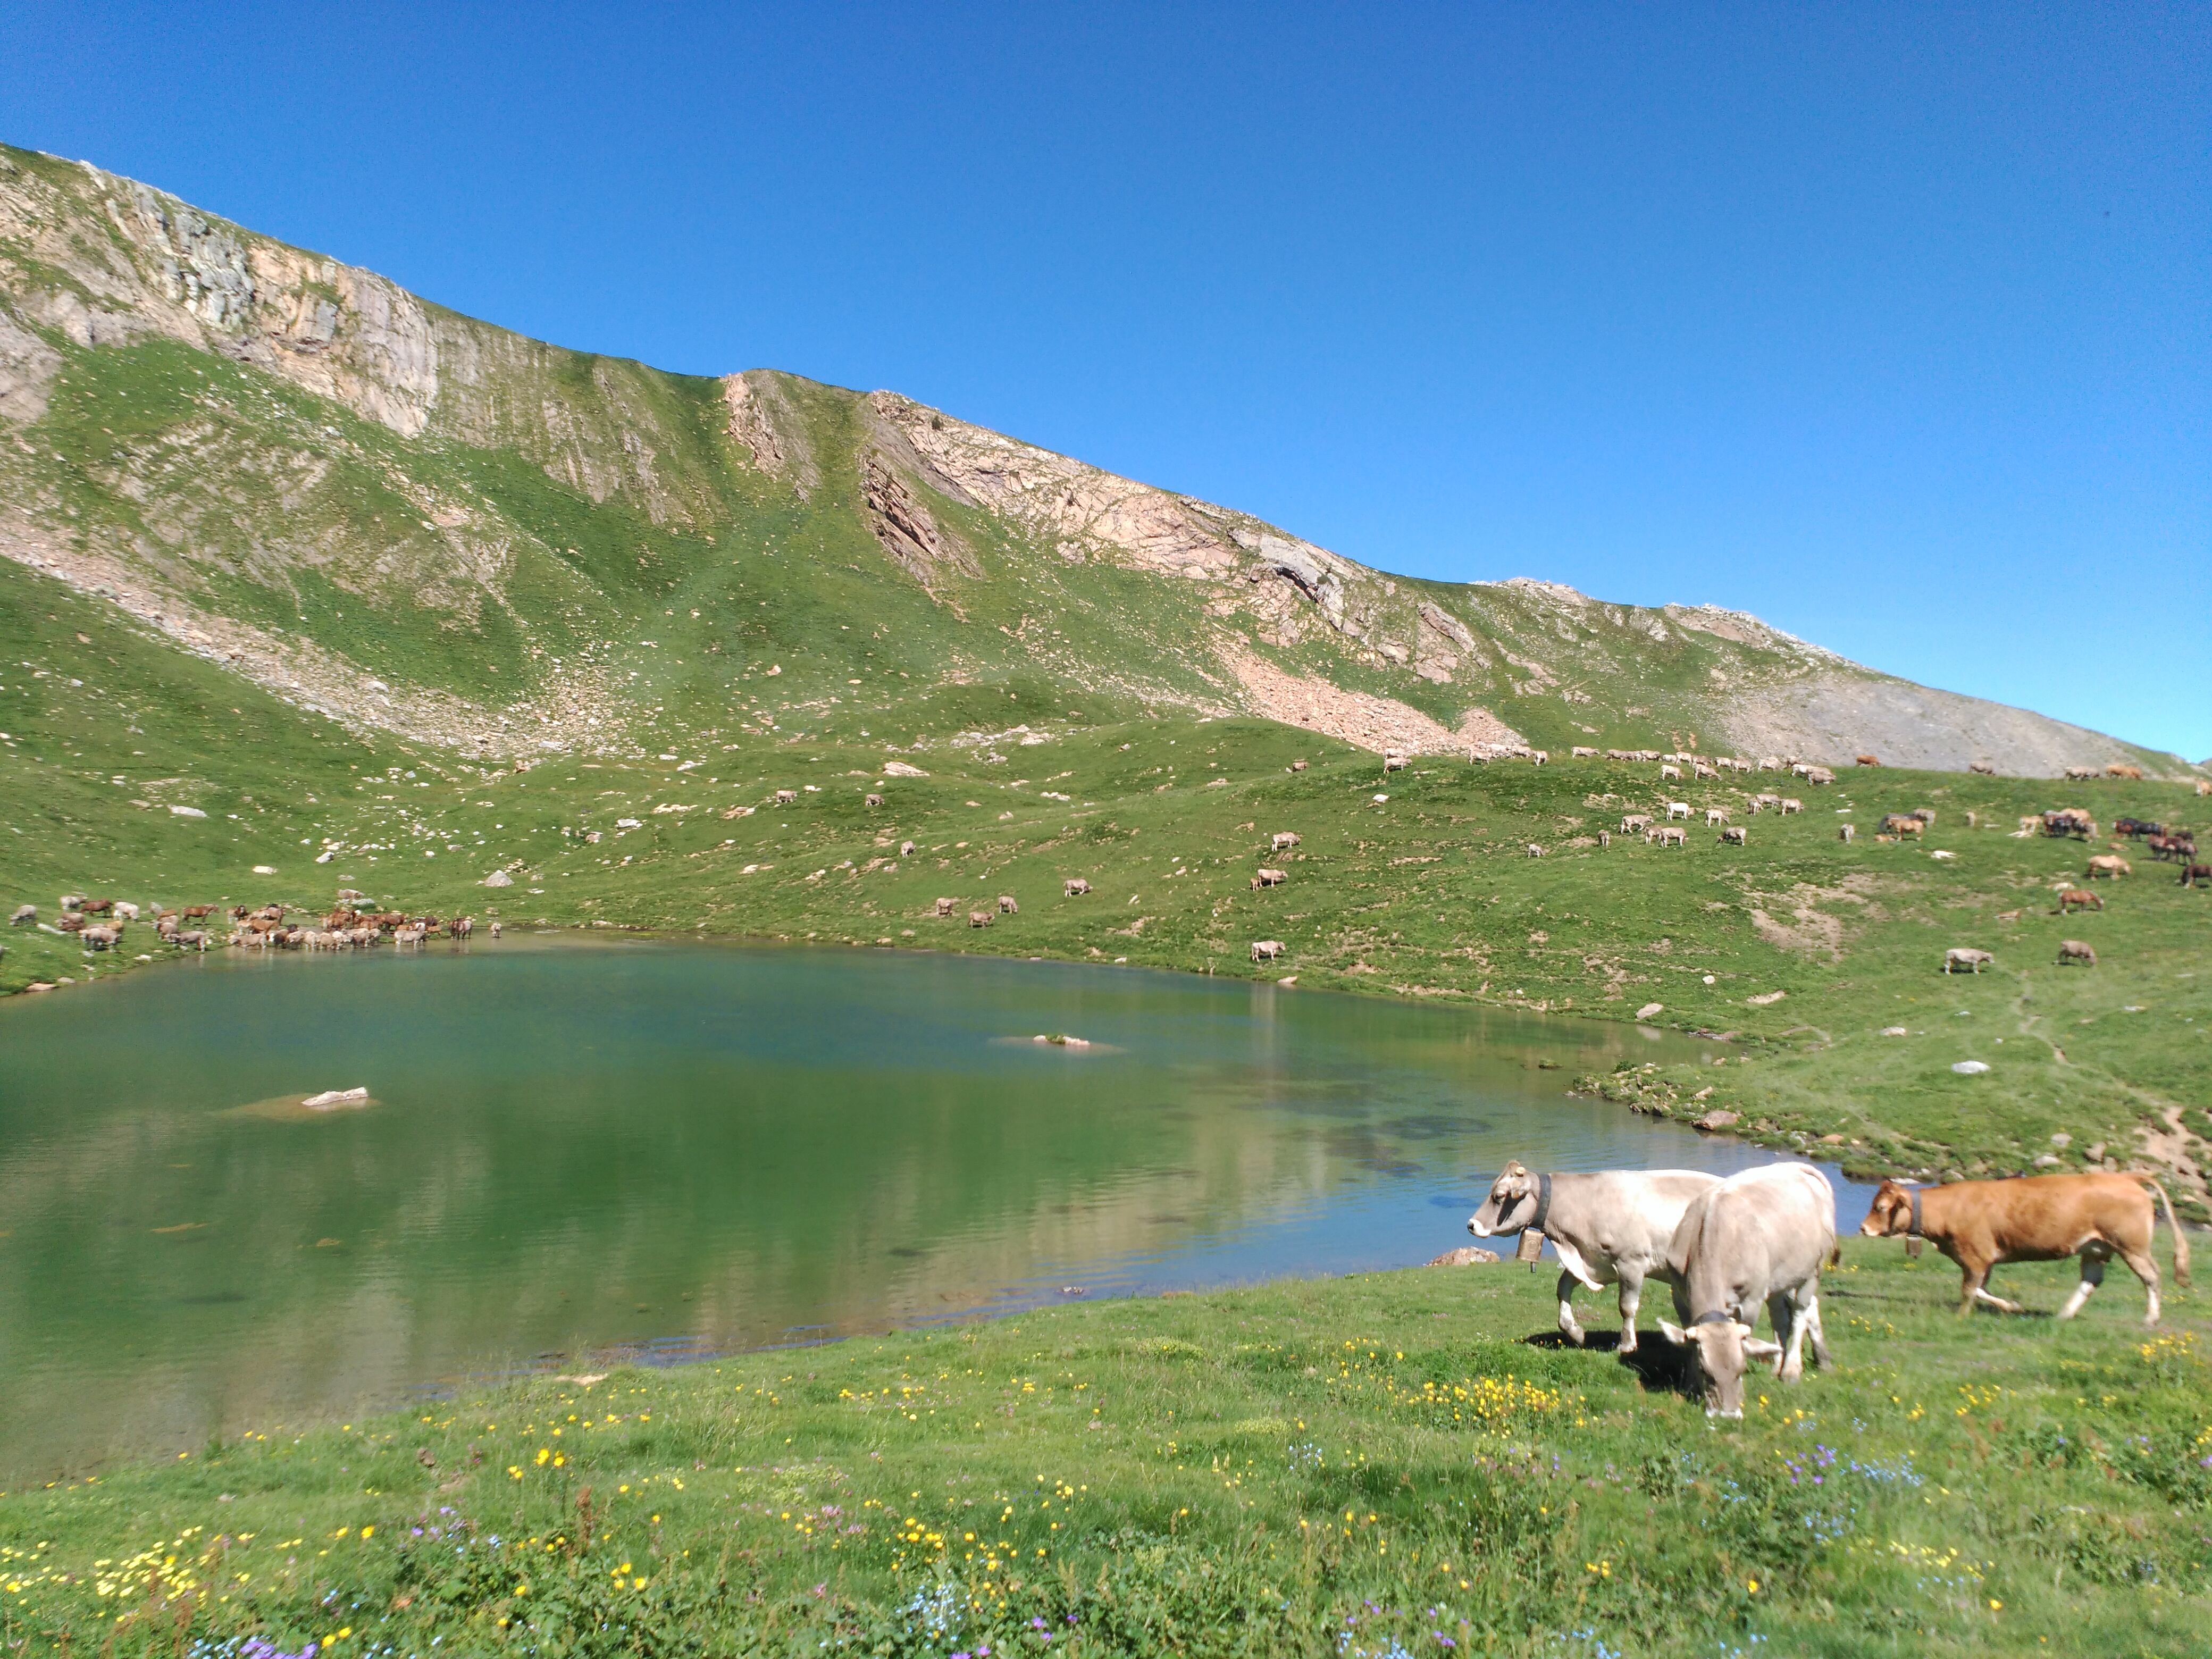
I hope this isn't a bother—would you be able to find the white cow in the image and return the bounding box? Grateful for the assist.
[1468,1163,1723,1354]
[1658,1163,1837,1416]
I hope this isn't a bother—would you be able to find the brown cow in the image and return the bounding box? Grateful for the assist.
[2056,887,2102,913]
[2085,854,2130,880]
[2182,862,2212,889]
[1855,753,1881,766]
[1880,814,1924,837]
[78,898,114,916]
[182,904,216,920]
[1859,1174,2190,1324]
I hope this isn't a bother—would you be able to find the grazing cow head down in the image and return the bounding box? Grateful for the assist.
[1656,1317,1783,1417]
[1467,1161,1541,1237]
[1858,1179,1915,1238]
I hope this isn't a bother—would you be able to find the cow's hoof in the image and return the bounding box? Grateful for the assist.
[1618,1335,1637,1356]
[1562,1327,1586,1347]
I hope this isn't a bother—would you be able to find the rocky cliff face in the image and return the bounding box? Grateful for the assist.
[0,143,2194,780]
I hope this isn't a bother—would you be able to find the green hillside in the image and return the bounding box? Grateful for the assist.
[3,140,2209,1212]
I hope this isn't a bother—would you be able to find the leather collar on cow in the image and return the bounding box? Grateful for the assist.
[1908,1187,1923,1239]
[1689,1309,1736,1329]
[1527,1172,1553,1236]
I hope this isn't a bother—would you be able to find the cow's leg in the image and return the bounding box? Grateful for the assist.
[1615,1268,1645,1355]
[2057,1253,2106,1320]
[1770,1291,1806,1381]
[1802,1294,1832,1370]
[1555,1270,1586,1346]
[2115,1246,2162,1326]
[1971,1273,2025,1316]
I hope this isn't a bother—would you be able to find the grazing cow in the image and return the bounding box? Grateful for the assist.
[2057,887,2102,913]
[1656,826,1687,848]
[8,904,33,926]
[1525,843,1546,858]
[1855,754,1881,767]
[935,896,957,917]
[56,914,85,933]
[2064,766,2098,782]
[2199,779,2211,798]
[2085,854,2130,880]
[1838,824,1856,843]
[2043,808,2096,839]
[968,910,994,928]
[865,792,884,808]
[1880,814,1924,837]
[1943,948,1994,974]
[59,894,86,912]
[1705,808,1729,827]
[1621,814,1652,835]
[1859,1174,2190,1325]
[2114,817,2159,840]
[1271,832,1302,852]
[2182,863,2212,889]
[1467,1162,1722,1354]
[1252,867,1289,887]
[998,895,1019,914]
[1384,752,1408,773]
[450,916,474,939]
[1063,878,1091,897]
[112,901,140,922]
[1719,826,1747,846]
[1693,761,1717,780]
[2057,939,2098,966]
[393,925,427,947]
[1251,940,1285,961]
[1780,798,1803,815]
[1660,764,1682,782]
[80,925,121,950]
[1598,830,1611,849]
[78,898,113,916]
[1658,1163,1838,1417]
[1291,759,1309,773]
[1970,761,1997,775]
[182,904,215,921]
[2107,764,2143,780]
[1665,801,1691,820]
[174,929,209,951]
[900,841,916,857]
[1572,746,1598,759]
[1530,750,1548,766]
[488,921,502,939]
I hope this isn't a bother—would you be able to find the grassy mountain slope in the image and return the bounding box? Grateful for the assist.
[4,143,2210,1210]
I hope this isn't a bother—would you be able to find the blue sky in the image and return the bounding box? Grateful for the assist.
[11,4,2208,757]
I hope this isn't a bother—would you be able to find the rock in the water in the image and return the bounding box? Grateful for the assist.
[1426,1246,1501,1267]
[303,1087,370,1110]
[1694,1109,1740,1132]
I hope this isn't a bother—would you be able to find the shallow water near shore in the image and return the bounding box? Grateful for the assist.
[0,936,1863,1477]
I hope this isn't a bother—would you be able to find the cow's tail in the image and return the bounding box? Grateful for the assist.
[2143,1179,2192,1288]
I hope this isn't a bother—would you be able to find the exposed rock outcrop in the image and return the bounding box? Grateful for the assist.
[861,451,977,589]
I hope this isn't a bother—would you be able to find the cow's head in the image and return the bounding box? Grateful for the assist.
[1858,1179,1914,1238]
[1656,1318,1783,1418]
[1467,1162,1538,1237]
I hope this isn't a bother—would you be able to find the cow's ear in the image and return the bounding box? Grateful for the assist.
[1742,1337,1783,1362]
[1656,1320,1687,1346]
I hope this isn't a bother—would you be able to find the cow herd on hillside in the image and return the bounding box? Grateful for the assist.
[1467,1158,2192,1417]
[9,887,493,963]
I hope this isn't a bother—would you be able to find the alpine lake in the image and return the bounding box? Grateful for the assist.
[0,937,1864,1478]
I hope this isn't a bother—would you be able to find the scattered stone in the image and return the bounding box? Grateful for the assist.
[1635,1002,1664,1021]
[483,870,514,887]
[2033,1153,2062,1169]
[169,804,206,817]
[2049,1132,2072,1149]
[1746,991,1786,1007]
[1426,1246,1502,1267]
[1951,1060,1990,1075]
[1881,1026,1908,1036]
[1694,1109,1740,1132]
[2085,1141,2106,1163]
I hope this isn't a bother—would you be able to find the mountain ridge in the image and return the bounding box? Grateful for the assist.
[0,141,2193,779]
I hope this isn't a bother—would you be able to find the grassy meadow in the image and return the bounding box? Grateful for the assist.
[0,1244,2202,1657]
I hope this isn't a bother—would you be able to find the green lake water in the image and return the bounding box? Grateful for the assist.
[0,936,1828,1477]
